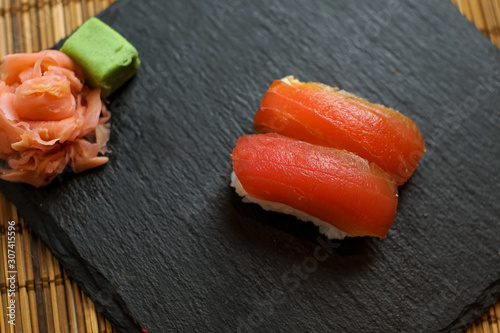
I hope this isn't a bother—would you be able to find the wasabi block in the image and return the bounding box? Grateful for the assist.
[60,17,141,98]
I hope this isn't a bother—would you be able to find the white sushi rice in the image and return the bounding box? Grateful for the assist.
[230,172,352,240]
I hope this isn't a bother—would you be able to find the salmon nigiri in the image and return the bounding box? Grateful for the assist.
[231,133,398,239]
[254,76,425,185]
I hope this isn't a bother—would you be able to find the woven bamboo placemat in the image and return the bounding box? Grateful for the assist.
[0,0,499,332]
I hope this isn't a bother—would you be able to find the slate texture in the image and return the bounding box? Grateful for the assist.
[1,0,500,332]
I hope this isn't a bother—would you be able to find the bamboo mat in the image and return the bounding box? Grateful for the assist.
[0,1,117,332]
[0,0,499,332]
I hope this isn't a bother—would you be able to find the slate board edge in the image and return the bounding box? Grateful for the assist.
[2,184,140,332]
[5,189,499,333]
[444,280,500,332]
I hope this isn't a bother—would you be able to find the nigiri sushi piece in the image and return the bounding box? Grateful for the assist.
[254,76,425,185]
[231,133,399,239]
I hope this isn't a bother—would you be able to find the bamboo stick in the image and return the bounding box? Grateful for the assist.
[97,312,106,332]
[53,256,69,333]
[39,243,54,333]
[103,0,111,10]
[11,0,22,53]
[0,278,5,333]
[80,0,89,21]
[472,321,482,333]
[47,248,62,333]
[488,306,499,333]
[3,0,14,54]
[21,219,39,333]
[19,0,31,52]
[495,301,500,333]
[94,0,101,13]
[479,0,500,46]
[30,230,48,333]
[14,213,32,333]
[63,0,72,36]
[36,0,48,50]
[491,0,500,29]
[72,280,86,331]
[29,0,40,52]
[63,271,78,333]
[0,0,7,58]
[52,0,66,43]
[82,291,99,333]
[457,0,475,21]
[43,0,55,49]
[486,0,500,48]
[469,0,489,38]
[86,0,95,18]
[106,319,113,333]
[482,312,492,333]
[70,0,83,29]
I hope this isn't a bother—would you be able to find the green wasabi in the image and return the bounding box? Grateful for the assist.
[60,17,141,98]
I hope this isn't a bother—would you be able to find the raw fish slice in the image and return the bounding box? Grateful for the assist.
[231,133,399,239]
[230,172,352,240]
[254,76,425,185]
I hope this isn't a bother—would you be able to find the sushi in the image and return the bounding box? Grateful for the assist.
[231,76,425,239]
[254,76,425,185]
[231,133,399,239]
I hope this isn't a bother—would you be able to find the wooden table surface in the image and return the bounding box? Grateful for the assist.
[0,0,499,332]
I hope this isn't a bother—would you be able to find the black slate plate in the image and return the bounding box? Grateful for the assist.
[2,0,500,332]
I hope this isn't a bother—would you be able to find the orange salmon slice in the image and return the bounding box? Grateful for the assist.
[254,76,425,185]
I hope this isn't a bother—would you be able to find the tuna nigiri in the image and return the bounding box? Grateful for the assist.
[231,133,398,239]
[254,76,425,185]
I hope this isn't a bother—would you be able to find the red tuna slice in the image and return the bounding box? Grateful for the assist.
[231,133,399,239]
